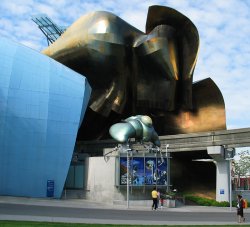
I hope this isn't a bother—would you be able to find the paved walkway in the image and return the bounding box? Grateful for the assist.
[0,196,249,225]
[0,195,246,212]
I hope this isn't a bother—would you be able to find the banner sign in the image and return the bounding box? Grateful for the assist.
[120,157,167,186]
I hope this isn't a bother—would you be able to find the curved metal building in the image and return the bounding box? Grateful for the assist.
[42,5,226,140]
[0,37,91,198]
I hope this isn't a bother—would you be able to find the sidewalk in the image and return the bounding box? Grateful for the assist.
[0,196,249,225]
[0,195,245,212]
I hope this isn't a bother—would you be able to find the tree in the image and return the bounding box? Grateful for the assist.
[234,150,250,189]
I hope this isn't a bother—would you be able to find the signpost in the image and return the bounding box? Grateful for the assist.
[126,146,130,209]
[120,143,132,209]
[47,180,54,197]
[224,147,235,212]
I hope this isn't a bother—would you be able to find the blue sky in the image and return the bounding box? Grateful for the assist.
[1,0,250,130]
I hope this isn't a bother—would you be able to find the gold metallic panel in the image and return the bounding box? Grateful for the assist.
[43,11,142,118]
[150,78,226,135]
[42,6,225,140]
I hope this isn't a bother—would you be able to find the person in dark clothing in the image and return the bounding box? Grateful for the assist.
[237,194,245,223]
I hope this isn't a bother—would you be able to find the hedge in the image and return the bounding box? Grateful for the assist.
[184,195,230,207]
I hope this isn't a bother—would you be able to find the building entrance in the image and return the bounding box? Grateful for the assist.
[65,153,86,190]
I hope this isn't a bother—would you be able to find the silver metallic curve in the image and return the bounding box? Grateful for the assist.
[109,115,160,147]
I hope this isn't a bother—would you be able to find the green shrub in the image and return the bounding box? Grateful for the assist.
[185,195,230,207]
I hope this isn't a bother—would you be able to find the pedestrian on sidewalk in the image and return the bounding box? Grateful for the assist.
[236,194,245,223]
[151,187,158,210]
[157,189,161,208]
[160,191,164,209]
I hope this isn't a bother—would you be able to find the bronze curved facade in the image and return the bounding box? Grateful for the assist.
[42,5,226,140]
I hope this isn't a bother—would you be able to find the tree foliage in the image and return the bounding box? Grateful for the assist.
[234,150,250,177]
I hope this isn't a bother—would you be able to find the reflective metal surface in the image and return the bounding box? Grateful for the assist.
[109,115,160,147]
[42,5,226,140]
[151,78,226,135]
[0,37,91,198]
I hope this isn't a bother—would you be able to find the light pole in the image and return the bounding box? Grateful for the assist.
[127,147,130,209]
[229,159,232,211]
[224,147,235,212]
[166,144,170,192]
[124,143,132,209]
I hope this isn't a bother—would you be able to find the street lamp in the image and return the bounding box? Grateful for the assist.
[125,144,132,209]
[224,147,236,212]
[166,144,171,192]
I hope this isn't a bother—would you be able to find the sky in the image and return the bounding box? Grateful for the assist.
[1,0,250,130]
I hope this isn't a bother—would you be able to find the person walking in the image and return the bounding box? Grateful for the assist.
[157,189,161,208]
[236,194,245,223]
[151,187,158,210]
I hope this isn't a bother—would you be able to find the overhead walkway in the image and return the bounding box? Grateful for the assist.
[160,127,250,152]
[77,127,250,154]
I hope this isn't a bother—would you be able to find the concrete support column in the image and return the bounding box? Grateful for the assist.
[215,160,229,201]
[207,146,229,202]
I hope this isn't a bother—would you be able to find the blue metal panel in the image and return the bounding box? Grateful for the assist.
[0,37,91,198]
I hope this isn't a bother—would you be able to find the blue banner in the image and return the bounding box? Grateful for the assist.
[120,157,168,186]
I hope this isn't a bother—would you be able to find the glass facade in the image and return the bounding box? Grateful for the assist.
[65,164,84,189]
[0,37,91,198]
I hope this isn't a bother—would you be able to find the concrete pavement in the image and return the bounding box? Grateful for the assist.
[0,196,250,225]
